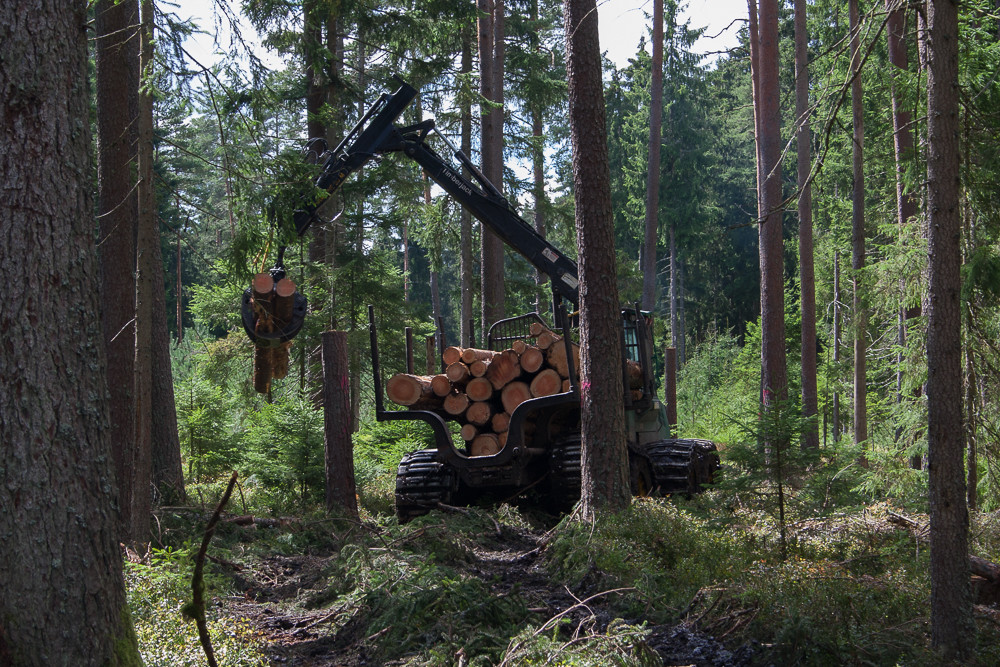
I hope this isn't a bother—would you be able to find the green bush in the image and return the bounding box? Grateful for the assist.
[546,501,752,621]
[125,547,267,666]
[241,395,325,508]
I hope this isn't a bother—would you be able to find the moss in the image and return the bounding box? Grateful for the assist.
[108,604,143,667]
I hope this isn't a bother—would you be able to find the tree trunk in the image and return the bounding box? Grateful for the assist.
[795,0,818,449]
[460,26,475,348]
[564,0,630,519]
[479,0,506,333]
[849,0,868,449]
[131,0,156,544]
[926,0,974,657]
[533,105,548,315]
[95,0,139,530]
[753,0,787,410]
[323,331,359,519]
[0,0,142,659]
[152,256,186,505]
[641,0,664,311]
[886,0,923,469]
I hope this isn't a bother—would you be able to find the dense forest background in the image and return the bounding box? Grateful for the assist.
[151,0,1000,506]
[4,0,1000,664]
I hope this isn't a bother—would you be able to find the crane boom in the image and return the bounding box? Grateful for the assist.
[294,79,580,306]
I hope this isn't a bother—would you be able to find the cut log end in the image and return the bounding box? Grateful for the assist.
[501,381,532,414]
[386,373,436,407]
[252,272,275,298]
[470,433,501,457]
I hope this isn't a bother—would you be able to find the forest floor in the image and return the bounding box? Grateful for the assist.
[137,488,1000,666]
[211,508,755,666]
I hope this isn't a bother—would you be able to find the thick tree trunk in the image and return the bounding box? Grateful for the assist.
[0,0,142,660]
[753,0,787,409]
[95,0,140,527]
[641,0,664,311]
[926,0,974,657]
[479,0,506,333]
[849,0,868,449]
[564,0,630,519]
[460,27,475,348]
[131,0,156,544]
[323,331,359,519]
[152,260,186,505]
[795,0,818,449]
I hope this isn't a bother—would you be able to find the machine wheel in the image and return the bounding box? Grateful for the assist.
[395,449,456,523]
[547,434,582,511]
[632,439,720,496]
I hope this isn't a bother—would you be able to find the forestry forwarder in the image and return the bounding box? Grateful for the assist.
[292,78,719,521]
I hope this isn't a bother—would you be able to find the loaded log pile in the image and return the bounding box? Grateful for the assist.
[386,323,645,457]
[250,272,296,394]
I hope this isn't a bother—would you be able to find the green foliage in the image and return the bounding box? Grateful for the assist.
[674,327,752,441]
[242,396,326,508]
[547,502,751,621]
[723,557,926,666]
[353,419,438,517]
[307,515,532,665]
[125,548,267,666]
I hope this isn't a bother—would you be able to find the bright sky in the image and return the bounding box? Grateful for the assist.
[175,0,747,72]
[597,0,747,66]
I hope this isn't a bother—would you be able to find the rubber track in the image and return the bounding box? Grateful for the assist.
[634,438,719,496]
[395,449,455,522]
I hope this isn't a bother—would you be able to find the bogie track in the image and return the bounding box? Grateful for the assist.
[395,449,456,523]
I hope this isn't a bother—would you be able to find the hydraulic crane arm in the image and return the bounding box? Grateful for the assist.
[294,79,580,306]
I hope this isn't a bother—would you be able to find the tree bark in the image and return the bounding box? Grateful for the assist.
[479,0,506,333]
[753,0,787,409]
[152,259,186,505]
[130,0,156,544]
[323,331,359,519]
[849,0,868,449]
[795,0,818,449]
[926,0,974,658]
[642,0,664,311]
[564,0,630,519]
[95,0,140,531]
[0,0,142,659]
[460,26,475,348]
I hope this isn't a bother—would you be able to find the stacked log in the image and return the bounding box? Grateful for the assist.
[384,324,648,458]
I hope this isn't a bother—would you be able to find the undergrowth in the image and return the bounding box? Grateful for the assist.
[125,546,268,666]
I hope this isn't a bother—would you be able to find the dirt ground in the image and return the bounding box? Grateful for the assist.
[219,520,755,666]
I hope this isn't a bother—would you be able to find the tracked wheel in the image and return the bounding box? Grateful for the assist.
[395,449,456,523]
[633,438,720,496]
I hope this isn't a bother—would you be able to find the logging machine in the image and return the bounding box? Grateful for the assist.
[291,78,719,520]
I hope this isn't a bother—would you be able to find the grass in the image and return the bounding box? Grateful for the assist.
[125,468,1000,666]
